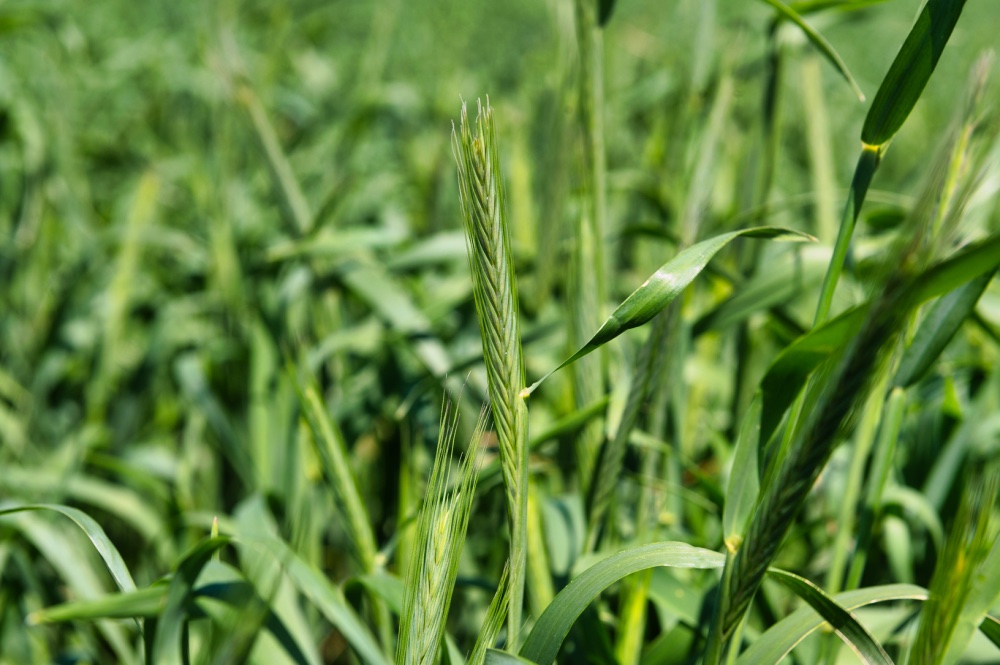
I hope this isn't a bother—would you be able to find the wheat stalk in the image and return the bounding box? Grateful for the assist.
[453,98,529,646]
[708,272,912,657]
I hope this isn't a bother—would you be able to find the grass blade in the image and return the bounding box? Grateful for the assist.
[0,503,137,594]
[735,584,929,664]
[518,542,726,665]
[152,536,231,665]
[759,0,865,100]
[766,568,892,664]
[524,227,814,395]
[861,0,969,146]
[895,270,995,388]
[723,394,762,550]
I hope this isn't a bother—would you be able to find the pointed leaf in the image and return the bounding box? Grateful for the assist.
[723,394,762,549]
[862,0,969,145]
[525,227,814,395]
[760,0,865,100]
[0,503,137,593]
[766,568,892,664]
[735,584,929,664]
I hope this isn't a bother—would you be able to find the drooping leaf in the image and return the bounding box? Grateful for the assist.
[735,584,929,664]
[0,503,137,593]
[760,0,865,100]
[766,568,892,664]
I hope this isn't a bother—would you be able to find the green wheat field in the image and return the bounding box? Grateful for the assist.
[2,1,1000,663]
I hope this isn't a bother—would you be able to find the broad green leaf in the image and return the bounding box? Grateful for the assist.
[894,270,994,387]
[760,0,865,100]
[519,542,726,665]
[735,584,929,664]
[766,568,892,664]
[152,536,231,665]
[723,394,762,549]
[0,503,137,593]
[861,0,969,146]
[524,227,814,395]
[486,649,538,665]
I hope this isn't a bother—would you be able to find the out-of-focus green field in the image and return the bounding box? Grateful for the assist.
[1,1,999,663]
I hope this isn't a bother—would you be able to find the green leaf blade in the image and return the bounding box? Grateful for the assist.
[519,542,725,665]
[861,0,968,146]
[527,227,814,394]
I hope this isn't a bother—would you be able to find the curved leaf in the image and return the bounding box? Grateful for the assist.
[518,542,726,664]
[760,0,865,100]
[0,503,137,593]
[766,568,892,664]
[524,227,814,395]
[735,584,928,664]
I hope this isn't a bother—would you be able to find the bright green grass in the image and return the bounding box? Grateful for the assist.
[1,1,1000,664]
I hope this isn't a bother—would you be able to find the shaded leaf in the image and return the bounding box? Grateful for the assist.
[894,270,994,387]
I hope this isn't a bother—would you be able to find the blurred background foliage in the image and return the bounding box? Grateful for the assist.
[1,0,999,662]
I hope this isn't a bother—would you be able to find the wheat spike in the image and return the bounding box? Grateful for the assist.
[453,98,529,646]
